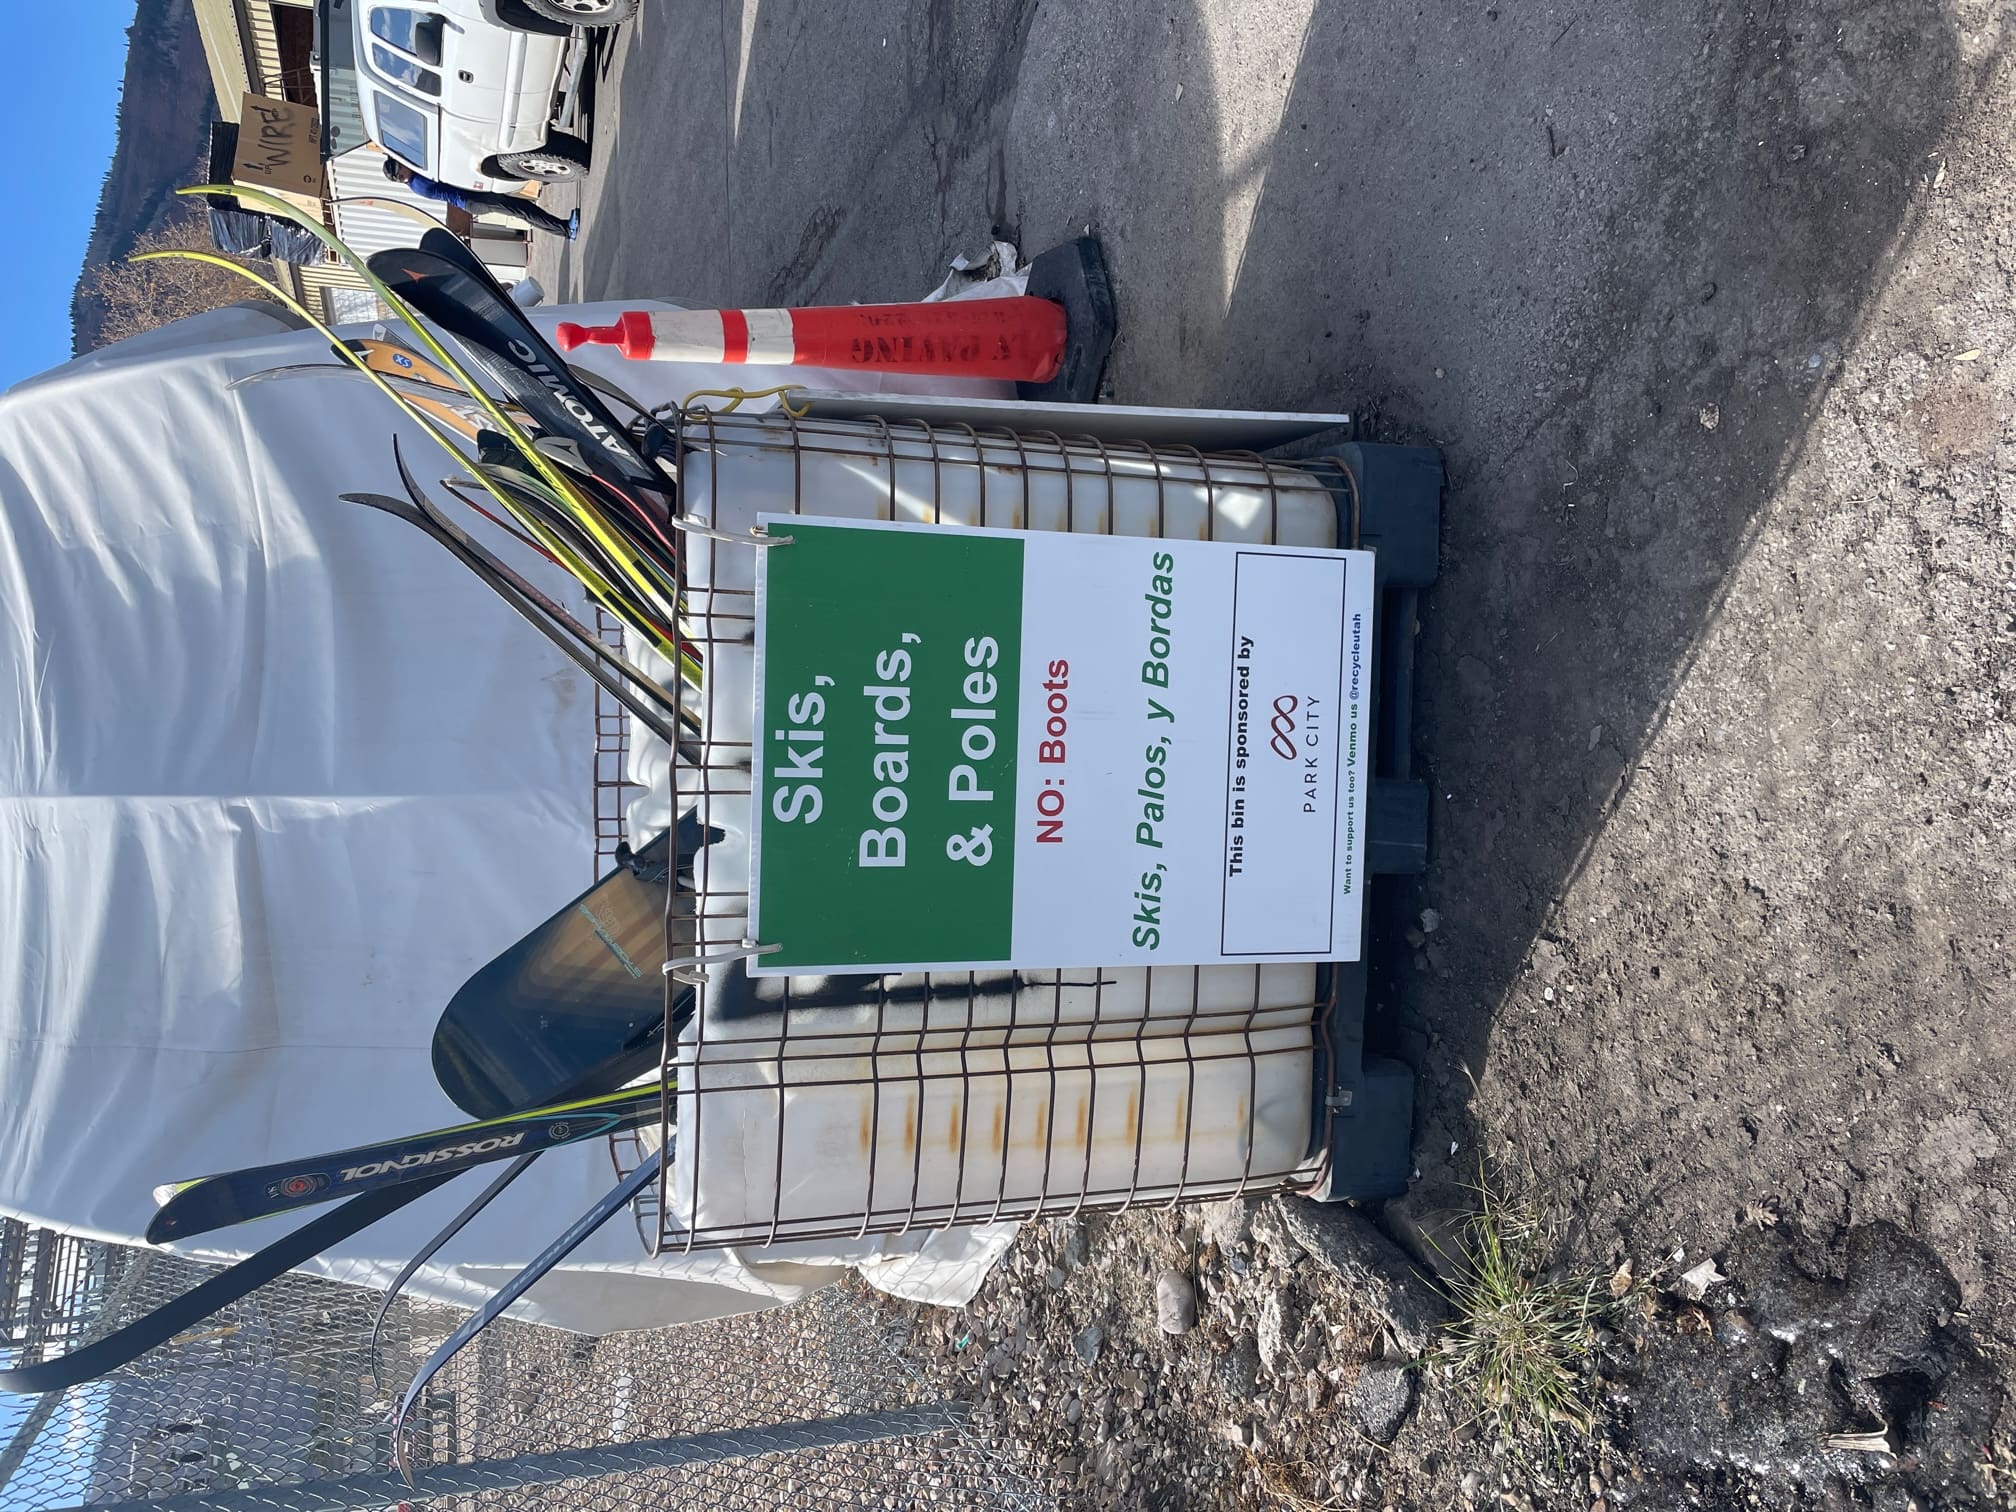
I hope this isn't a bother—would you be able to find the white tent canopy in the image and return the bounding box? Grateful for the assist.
[0,301,1015,1331]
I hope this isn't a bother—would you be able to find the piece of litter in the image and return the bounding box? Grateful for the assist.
[1449,1141,1459,1157]
[1698,403,1720,430]
[1823,1427,1894,1454]
[1609,1258,1634,1299]
[1674,1258,1726,1301]
[1542,986,1555,1002]
[1953,349,1982,362]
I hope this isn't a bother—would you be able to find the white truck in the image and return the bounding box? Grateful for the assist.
[334,0,634,192]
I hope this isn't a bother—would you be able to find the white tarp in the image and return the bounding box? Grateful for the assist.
[0,299,1017,1332]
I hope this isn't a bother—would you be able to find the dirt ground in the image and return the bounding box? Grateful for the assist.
[536,0,2015,1501]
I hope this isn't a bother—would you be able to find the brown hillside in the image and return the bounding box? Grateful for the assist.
[69,0,220,354]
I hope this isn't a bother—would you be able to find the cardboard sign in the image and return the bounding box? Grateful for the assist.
[234,94,326,201]
[750,518,1376,973]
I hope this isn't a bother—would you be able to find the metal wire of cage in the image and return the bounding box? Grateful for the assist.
[591,602,640,878]
[0,1221,1059,1510]
[619,408,1363,1259]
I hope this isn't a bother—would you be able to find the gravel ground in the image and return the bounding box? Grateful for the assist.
[885,1200,2014,1510]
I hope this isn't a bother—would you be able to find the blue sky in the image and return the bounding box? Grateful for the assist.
[0,2,140,391]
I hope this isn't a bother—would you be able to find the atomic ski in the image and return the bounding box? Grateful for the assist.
[368,233,674,504]
[146,1085,666,1244]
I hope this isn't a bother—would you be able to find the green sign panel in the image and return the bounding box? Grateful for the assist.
[752,520,1023,969]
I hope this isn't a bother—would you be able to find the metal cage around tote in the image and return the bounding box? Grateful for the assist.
[611,407,1368,1258]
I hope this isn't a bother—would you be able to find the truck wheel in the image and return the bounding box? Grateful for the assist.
[493,132,591,183]
[499,0,638,29]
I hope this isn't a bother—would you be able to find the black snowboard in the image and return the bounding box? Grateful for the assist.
[433,823,707,1119]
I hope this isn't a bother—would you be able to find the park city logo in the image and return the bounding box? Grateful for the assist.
[1268,695,1301,760]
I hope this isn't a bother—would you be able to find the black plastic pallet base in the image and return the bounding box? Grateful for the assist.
[1284,442,1443,1203]
[1018,237,1118,406]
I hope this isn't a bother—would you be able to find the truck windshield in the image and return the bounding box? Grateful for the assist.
[369,7,444,66]
[373,92,431,171]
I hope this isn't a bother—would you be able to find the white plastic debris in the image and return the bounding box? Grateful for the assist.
[1674,1257,1727,1302]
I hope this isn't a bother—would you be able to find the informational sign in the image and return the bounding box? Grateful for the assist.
[749,517,1376,973]
[234,94,326,203]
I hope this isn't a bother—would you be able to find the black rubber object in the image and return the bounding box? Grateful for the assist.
[1017,236,1118,406]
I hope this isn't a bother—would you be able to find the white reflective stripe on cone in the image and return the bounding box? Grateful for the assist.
[744,310,797,363]
[647,310,728,363]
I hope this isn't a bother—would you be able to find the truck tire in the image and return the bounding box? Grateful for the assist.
[492,132,591,183]
[498,0,638,29]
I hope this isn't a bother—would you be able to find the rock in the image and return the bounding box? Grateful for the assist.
[1270,1199,1447,1356]
[1200,1197,1255,1251]
[1045,1266,1066,1291]
[1714,1309,1756,1348]
[1256,1291,1294,1375]
[1351,1361,1416,1443]
[1214,1333,1262,1399]
[1057,1218,1090,1272]
[1155,1271,1197,1335]
[1377,1179,1474,1285]
[1072,1324,1104,1365]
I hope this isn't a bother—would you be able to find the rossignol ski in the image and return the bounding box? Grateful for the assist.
[147,1085,666,1244]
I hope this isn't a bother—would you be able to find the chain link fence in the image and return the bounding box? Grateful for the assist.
[0,1221,1057,1511]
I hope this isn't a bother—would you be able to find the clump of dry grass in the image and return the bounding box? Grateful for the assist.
[1435,1174,1605,1458]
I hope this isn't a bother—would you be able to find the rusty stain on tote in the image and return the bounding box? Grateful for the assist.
[903,1098,917,1152]
[989,1102,1005,1154]
[947,1102,962,1154]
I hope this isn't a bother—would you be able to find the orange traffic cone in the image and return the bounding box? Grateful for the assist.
[555,297,1066,382]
